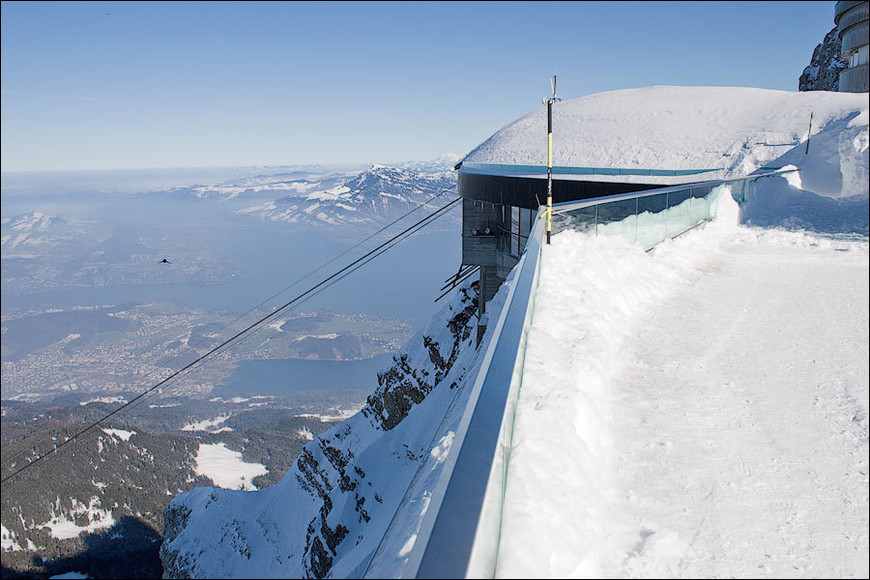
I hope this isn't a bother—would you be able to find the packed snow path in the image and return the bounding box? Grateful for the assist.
[496,204,869,579]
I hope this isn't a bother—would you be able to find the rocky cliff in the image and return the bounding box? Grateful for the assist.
[799,27,846,92]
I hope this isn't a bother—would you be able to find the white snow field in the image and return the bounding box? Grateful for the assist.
[496,194,869,579]
[192,442,268,491]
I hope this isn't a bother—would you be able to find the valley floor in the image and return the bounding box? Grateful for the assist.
[496,205,869,578]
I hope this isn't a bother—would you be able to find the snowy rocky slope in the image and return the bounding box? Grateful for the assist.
[798,27,846,92]
[160,280,483,578]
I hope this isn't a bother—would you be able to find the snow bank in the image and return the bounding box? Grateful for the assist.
[497,194,869,578]
[181,414,233,433]
[100,428,135,441]
[1,524,23,552]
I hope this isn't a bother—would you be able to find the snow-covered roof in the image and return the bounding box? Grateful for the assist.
[462,86,869,193]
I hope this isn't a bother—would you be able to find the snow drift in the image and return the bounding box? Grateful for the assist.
[497,193,869,579]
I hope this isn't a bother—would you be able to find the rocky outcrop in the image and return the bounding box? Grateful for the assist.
[362,283,477,431]
[294,282,478,578]
[799,27,846,92]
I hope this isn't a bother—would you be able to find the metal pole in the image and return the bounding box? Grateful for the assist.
[547,98,553,245]
[805,111,813,155]
[543,75,560,245]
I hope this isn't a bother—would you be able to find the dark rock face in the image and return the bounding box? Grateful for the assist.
[295,283,478,579]
[799,27,847,92]
[362,282,478,432]
[159,505,193,579]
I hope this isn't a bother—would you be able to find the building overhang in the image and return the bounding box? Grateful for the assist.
[456,163,719,209]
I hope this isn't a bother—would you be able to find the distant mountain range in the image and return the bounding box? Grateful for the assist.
[1,158,461,297]
[235,165,457,227]
[154,161,460,229]
[1,212,109,260]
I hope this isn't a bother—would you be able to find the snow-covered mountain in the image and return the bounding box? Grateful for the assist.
[152,163,458,228]
[236,165,457,227]
[161,171,353,202]
[1,212,107,257]
[393,152,463,173]
[0,397,339,579]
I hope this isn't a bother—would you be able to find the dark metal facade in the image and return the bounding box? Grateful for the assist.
[457,171,660,209]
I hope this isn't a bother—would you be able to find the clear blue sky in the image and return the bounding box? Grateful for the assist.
[1,1,839,172]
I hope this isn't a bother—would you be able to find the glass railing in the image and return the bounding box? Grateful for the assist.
[551,172,773,251]
[363,212,547,580]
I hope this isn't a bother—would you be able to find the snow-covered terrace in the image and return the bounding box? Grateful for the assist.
[496,187,868,579]
[378,87,869,578]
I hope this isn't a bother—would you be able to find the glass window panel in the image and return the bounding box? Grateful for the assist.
[550,179,739,251]
[596,198,637,242]
[666,189,694,238]
[636,193,668,249]
[552,206,597,235]
[689,185,713,199]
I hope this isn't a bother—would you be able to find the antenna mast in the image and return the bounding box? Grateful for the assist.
[543,75,561,245]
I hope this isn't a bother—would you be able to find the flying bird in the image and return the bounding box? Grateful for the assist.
[159,258,171,264]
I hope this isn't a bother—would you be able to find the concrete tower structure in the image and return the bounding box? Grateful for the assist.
[836,0,869,92]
